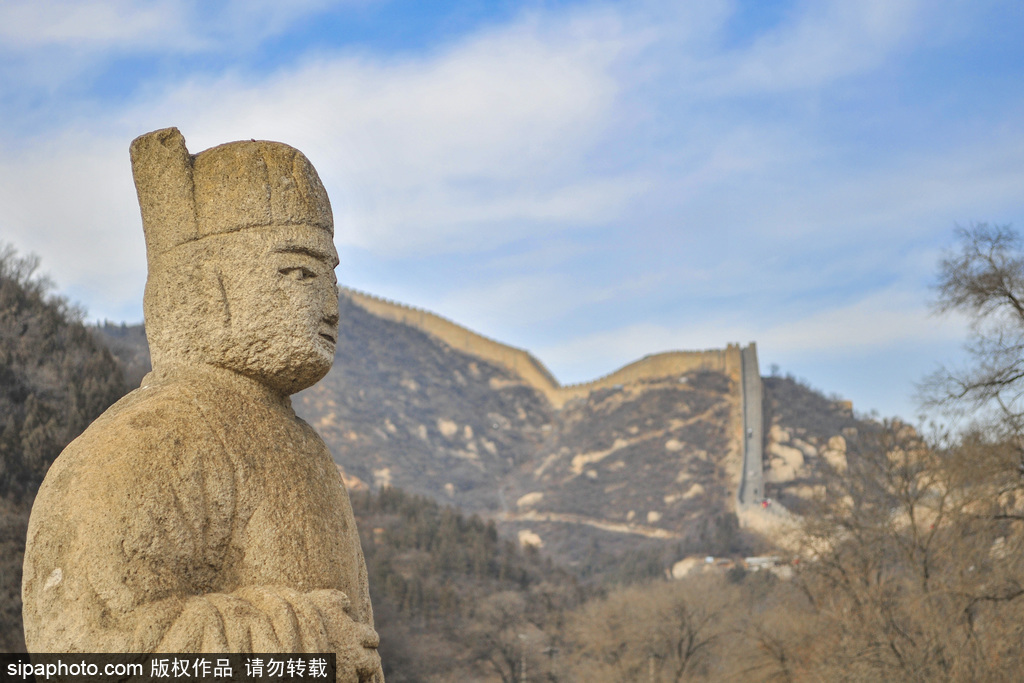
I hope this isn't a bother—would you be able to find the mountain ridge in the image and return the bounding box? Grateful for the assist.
[92,287,868,566]
[343,286,748,409]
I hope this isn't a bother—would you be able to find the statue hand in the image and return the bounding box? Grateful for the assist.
[307,589,382,682]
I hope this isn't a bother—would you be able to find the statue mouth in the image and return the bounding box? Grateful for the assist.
[319,332,337,345]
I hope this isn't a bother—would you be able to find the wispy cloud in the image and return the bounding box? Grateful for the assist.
[1,7,642,301]
[0,0,1021,420]
[535,284,969,383]
[0,1,189,51]
[704,0,923,94]
[0,0,351,105]
[0,0,343,52]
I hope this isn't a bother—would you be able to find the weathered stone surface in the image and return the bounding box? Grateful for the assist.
[822,436,849,472]
[23,128,381,682]
[766,442,806,483]
[670,556,704,579]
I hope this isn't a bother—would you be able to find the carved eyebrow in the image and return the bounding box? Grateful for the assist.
[273,245,339,268]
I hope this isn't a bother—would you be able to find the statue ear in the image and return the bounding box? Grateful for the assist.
[204,263,232,331]
[144,253,232,369]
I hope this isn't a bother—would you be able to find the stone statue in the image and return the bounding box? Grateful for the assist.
[22,128,383,682]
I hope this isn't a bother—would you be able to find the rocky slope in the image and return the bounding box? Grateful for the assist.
[0,248,126,652]
[297,294,553,512]
[761,375,863,512]
[93,289,873,566]
[272,295,747,564]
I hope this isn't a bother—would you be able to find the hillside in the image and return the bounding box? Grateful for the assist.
[351,486,582,681]
[0,246,126,652]
[93,288,875,568]
[298,294,553,512]
[304,291,871,564]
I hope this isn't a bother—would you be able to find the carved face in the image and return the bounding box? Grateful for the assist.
[212,225,340,395]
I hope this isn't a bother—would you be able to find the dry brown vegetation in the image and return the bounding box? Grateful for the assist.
[414,422,1024,682]
[368,226,1024,681]
[0,245,126,652]
[6,226,1024,682]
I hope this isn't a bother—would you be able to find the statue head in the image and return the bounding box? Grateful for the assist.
[131,128,339,395]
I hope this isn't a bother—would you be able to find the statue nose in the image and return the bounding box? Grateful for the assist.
[322,285,339,324]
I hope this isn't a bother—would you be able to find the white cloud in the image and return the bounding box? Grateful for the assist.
[143,15,636,256]
[535,285,969,385]
[702,0,923,94]
[0,1,189,50]
[0,0,359,106]
[0,132,147,307]
[1,0,1021,376]
[751,130,1023,239]
[435,272,578,333]
[0,7,641,318]
[0,0,345,52]
[759,289,962,351]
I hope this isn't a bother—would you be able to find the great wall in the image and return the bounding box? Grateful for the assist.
[342,287,765,511]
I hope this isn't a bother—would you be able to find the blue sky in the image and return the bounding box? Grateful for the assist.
[1,0,1023,422]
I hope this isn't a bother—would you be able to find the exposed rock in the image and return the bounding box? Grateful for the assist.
[570,438,630,474]
[762,376,868,513]
[769,424,791,443]
[793,484,826,500]
[670,556,704,579]
[374,467,393,488]
[92,281,882,571]
[791,437,819,459]
[683,483,705,499]
[768,443,806,470]
[518,529,544,548]
[765,462,798,483]
[823,448,848,472]
[437,418,459,438]
[338,464,370,492]
[517,492,544,508]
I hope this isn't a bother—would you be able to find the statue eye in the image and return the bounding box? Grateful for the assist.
[280,266,316,281]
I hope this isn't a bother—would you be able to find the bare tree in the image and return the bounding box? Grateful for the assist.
[462,591,556,683]
[566,575,734,682]
[924,223,1024,436]
[790,421,1024,681]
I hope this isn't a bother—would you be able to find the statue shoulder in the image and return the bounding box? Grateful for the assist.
[38,379,224,501]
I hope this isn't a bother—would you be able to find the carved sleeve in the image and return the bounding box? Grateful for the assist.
[22,393,381,682]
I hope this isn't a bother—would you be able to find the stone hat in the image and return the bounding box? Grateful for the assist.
[130,127,333,267]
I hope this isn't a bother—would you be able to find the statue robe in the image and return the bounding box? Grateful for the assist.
[22,364,377,676]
